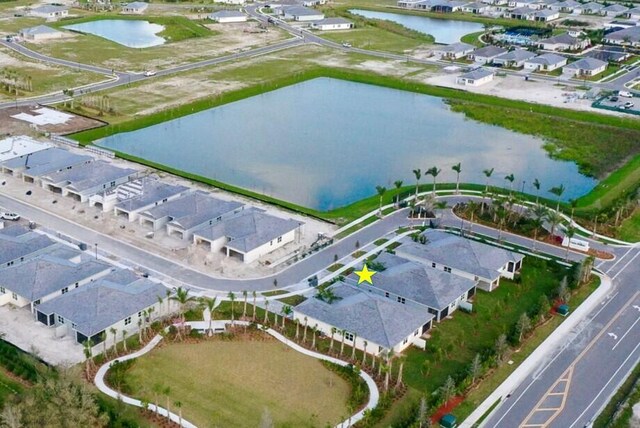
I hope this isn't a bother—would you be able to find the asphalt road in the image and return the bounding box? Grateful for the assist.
[485,247,640,428]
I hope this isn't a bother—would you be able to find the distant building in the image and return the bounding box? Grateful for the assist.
[281,6,324,21]
[0,226,57,269]
[1,147,92,184]
[602,3,628,17]
[524,53,568,71]
[29,5,69,19]
[584,48,630,63]
[625,7,640,20]
[563,57,608,76]
[456,67,495,86]
[460,2,489,13]
[574,1,604,15]
[468,45,507,63]
[433,42,475,59]
[310,17,353,30]
[208,10,247,23]
[493,48,536,68]
[604,26,640,47]
[113,180,190,222]
[121,1,148,14]
[538,33,590,51]
[19,25,64,41]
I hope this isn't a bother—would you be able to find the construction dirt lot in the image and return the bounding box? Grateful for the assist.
[0,145,335,280]
[0,105,106,136]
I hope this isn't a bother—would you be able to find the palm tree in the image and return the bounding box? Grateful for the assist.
[350,333,358,360]
[170,287,195,339]
[137,319,143,343]
[394,180,403,206]
[412,168,422,199]
[227,291,236,324]
[294,319,300,339]
[362,341,368,365]
[529,205,548,250]
[83,340,93,378]
[281,305,292,329]
[533,178,541,206]
[549,184,565,213]
[303,316,308,342]
[242,290,248,319]
[165,289,172,315]
[396,355,406,389]
[311,324,318,349]
[426,166,441,195]
[163,386,172,421]
[545,209,563,238]
[504,173,515,195]
[496,204,508,241]
[156,296,164,316]
[482,167,494,215]
[263,299,270,324]
[340,329,346,356]
[564,226,576,260]
[329,327,337,353]
[110,327,118,355]
[174,401,183,427]
[466,200,478,226]
[101,332,107,358]
[252,291,257,321]
[376,185,387,214]
[452,162,462,194]
[199,297,218,335]
[121,330,128,353]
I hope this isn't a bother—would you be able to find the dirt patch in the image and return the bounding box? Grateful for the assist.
[0,105,105,135]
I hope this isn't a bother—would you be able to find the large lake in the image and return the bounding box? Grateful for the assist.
[98,78,597,211]
[63,19,165,48]
[349,9,483,44]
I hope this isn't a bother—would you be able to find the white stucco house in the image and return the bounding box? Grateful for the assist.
[538,33,590,51]
[524,53,568,71]
[457,68,495,86]
[310,17,353,30]
[493,48,536,68]
[208,10,247,23]
[563,57,608,76]
[29,5,69,19]
[281,5,324,21]
[113,180,190,222]
[468,45,507,64]
[19,25,65,41]
[433,42,475,59]
[121,1,149,14]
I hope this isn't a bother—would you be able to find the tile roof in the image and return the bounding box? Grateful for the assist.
[0,227,56,266]
[114,180,189,213]
[1,147,92,177]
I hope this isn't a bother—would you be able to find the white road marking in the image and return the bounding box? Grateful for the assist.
[612,249,640,281]
[607,332,618,340]
[612,316,640,351]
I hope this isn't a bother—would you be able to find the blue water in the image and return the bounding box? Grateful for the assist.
[98,78,597,211]
[349,9,483,44]
[63,19,165,48]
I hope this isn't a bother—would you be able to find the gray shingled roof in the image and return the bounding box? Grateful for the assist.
[605,26,640,43]
[294,283,432,350]
[31,5,68,13]
[36,270,167,337]
[539,33,582,46]
[124,1,148,8]
[459,68,494,80]
[362,253,476,310]
[20,25,61,35]
[312,17,352,25]
[396,230,523,282]
[283,5,323,15]
[194,207,301,253]
[115,180,189,213]
[145,191,243,230]
[209,10,245,18]
[564,57,608,71]
[526,53,567,66]
[0,227,56,265]
[0,255,111,302]
[1,147,92,177]
[577,1,603,10]
[42,160,137,193]
[439,42,475,53]
[494,49,536,62]
[471,45,507,58]
[603,3,628,12]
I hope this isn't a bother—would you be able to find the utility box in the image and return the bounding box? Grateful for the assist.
[440,414,457,428]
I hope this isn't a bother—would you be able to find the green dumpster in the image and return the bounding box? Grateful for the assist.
[557,304,570,317]
[440,413,457,428]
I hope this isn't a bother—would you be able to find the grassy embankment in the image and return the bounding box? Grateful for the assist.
[115,339,351,427]
[593,360,640,428]
[69,67,640,225]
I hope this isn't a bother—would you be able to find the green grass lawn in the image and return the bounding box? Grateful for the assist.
[460,31,485,47]
[121,338,351,427]
[618,209,640,243]
[0,369,23,408]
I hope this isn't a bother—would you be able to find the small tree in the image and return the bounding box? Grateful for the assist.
[494,334,509,363]
[452,162,462,194]
[557,276,571,303]
[538,294,551,321]
[469,353,482,385]
[516,313,532,343]
[376,185,387,214]
[440,376,456,403]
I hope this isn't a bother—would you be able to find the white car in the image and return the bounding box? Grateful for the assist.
[143,70,156,77]
[342,42,352,48]
[0,212,20,221]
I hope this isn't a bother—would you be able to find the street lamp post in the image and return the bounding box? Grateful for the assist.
[95,243,98,260]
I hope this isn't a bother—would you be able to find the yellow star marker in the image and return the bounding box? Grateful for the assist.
[355,264,377,285]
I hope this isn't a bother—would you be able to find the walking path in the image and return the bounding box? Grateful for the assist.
[94,320,379,428]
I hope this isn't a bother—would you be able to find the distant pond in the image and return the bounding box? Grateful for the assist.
[63,19,165,48]
[97,78,597,211]
[349,9,484,44]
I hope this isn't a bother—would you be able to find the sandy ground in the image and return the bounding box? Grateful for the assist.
[423,72,628,116]
[0,105,106,135]
[0,305,85,366]
[632,402,640,428]
[1,140,335,279]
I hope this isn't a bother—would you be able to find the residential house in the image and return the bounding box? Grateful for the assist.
[574,2,604,15]
[113,180,190,222]
[121,1,148,14]
[35,270,170,346]
[293,282,434,355]
[433,42,475,59]
[508,0,540,9]
[18,25,64,41]
[431,0,468,13]
[29,5,69,19]
[281,6,324,21]
[604,26,640,46]
[213,0,245,5]
[468,45,507,63]
[603,4,628,17]
[364,252,477,322]
[310,17,354,30]
[533,9,559,20]
[138,191,243,239]
[563,57,608,76]
[395,229,524,291]
[208,10,247,22]
[493,48,536,67]
[1,147,92,184]
[538,33,590,51]
[460,2,489,13]
[0,226,57,268]
[397,0,426,7]
[456,67,495,86]
[524,53,568,71]
[0,252,111,313]
[584,48,631,63]
[509,6,537,19]
[193,207,302,263]
[551,0,580,12]
[625,7,640,19]
[40,160,138,202]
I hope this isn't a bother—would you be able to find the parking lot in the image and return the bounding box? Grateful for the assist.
[595,93,640,115]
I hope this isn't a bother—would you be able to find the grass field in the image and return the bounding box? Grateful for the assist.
[618,209,640,242]
[122,339,351,427]
[0,369,23,408]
